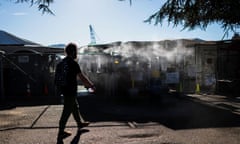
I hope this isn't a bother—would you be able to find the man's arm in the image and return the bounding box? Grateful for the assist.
[78,72,95,89]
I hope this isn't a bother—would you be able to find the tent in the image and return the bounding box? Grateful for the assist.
[0,30,63,54]
[0,30,40,46]
[0,30,63,102]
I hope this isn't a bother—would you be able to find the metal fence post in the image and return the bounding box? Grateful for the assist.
[0,53,4,101]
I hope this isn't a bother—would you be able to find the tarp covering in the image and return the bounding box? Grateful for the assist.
[0,30,39,46]
[0,30,64,54]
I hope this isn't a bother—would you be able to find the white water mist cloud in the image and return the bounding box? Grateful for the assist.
[102,40,193,63]
[78,40,194,73]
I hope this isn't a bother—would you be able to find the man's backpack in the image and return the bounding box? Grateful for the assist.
[54,60,69,87]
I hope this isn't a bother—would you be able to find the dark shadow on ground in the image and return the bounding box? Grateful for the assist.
[0,97,61,110]
[56,129,89,144]
[70,129,89,144]
[2,93,240,130]
[76,94,240,130]
[0,104,16,110]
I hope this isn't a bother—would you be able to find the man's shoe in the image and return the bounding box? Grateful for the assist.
[78,121,90,129]
[58,131,72,139]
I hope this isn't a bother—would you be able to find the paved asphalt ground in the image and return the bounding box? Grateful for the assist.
[0,93,240,144]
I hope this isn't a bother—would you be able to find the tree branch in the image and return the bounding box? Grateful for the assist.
[15,0,54,15]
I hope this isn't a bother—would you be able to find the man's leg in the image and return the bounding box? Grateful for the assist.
[72,99,89,129]
[59,106,71,131]
[58,105,72,139]
[58,88,72,133]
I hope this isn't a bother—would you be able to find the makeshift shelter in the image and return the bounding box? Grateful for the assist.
[216,38,240,97]
[189,37,240,96]
[0,30,63,102]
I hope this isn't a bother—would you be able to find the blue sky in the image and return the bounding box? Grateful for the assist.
[0,0,233,46]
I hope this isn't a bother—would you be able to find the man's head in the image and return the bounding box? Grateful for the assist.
[65,43,77,59]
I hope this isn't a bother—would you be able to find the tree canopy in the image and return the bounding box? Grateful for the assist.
[11,0,240,37]
[144,0,240,38]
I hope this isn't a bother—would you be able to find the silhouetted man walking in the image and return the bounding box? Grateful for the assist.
[55,43,95,142]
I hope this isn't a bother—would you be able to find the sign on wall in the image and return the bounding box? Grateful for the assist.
[166,72,179,84]
[18,56,29,63]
